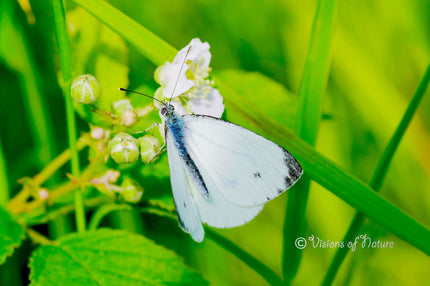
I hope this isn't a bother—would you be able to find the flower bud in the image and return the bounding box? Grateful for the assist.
[71,74,101,104]
[109,133,139,164]
[139,135,161,164]
[112,99,133,115]
[120,178,143,203]
[154,63,167,84]
[91,126,105,140]
[154,87,164,109]
[89,170,121,198]
[121,110,137,126]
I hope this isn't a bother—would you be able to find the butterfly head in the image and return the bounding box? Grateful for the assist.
[160,103,175,118]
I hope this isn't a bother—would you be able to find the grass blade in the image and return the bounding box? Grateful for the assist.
[322,63,430,285]
[282,0,337,281]
[0,0,56,167]
[73,0,430,257]
[51,0,85,233]
[0,139,8,206]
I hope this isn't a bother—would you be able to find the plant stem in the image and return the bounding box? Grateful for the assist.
[0,139,9,206]
[322,63,430,285]
[34,138,87,186]
[25,197,108,226]
[51,0,86,233]
[88,204,132,230]
[205,229,284,286]
[283,0,337,282]
[26,228,56,246]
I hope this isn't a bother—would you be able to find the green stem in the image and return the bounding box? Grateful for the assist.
[205,229,284,286]
[0,139,9,206]
[88,204,132,230]
[283,0,336,282]
[138,207,284,286]
[322,63,430,285]
[25,197,107,226]
[51,0,86,233]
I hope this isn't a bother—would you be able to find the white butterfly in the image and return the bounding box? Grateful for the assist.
[161,103,303,242]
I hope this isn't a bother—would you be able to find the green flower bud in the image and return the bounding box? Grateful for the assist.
[109,133,139,164]
[139,135,161,164]
[112,99,133,115]
[120,178,143,203]
[154,63,167,84]
[154,87,165,109]
[71,74,101,104]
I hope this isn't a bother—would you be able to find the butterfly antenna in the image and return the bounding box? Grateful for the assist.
[169,45,192,103]
[119,88,165,105]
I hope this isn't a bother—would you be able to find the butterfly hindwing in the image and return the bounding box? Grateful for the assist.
[166,130,204,242]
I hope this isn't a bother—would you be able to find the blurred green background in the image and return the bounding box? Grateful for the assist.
[0,0,429,285]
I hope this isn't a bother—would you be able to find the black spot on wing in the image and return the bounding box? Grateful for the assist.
[285,176,293,186]
[283,150,303,188]
[253,172,262,178]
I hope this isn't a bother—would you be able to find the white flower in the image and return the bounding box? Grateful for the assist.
[169,86,224,118]
[154,38,224,118]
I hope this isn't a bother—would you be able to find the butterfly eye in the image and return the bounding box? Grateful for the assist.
[160,106,167,116]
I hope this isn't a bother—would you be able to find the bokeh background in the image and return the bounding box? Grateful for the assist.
[0,0,429,285]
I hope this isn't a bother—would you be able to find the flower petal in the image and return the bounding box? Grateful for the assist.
[188,88,224,118]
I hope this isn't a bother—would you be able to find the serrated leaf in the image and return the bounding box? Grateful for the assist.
[29,229,206,286]
[0,207,25,264]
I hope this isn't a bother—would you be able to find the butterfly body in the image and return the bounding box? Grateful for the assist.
[161,103,303,242]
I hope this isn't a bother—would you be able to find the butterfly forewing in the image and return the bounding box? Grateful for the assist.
[182,115,303,207]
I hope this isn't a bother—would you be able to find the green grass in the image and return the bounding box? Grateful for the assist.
[322,63,430,285]
[0,139,8,206]
[283,0,337,282]
[51,0,86,233]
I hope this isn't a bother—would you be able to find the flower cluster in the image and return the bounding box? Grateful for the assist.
[68,38,223,205]
[108,133,161,165]
[154,38,224,118]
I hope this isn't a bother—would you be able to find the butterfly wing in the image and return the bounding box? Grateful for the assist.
[166,130,204,242]
[187,170,264,229]
[182,115,303,208]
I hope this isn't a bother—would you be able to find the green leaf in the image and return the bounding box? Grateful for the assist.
[0,207,25,264]
[72,0,430,258]
[29,229,207,286]
[215,69,297,129]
